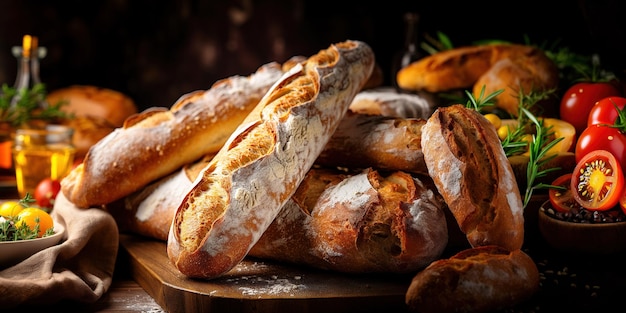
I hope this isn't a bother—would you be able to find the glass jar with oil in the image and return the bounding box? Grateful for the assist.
[12,125,75,199]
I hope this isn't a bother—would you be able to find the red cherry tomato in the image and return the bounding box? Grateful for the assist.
[560,82,622,135]
[571,150,625,211]
[34,178,62,209]
[548,173,579,213]
[587,96,626,126]
[575,124,626,171]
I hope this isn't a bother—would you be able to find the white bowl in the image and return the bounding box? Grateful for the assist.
[0,219,66,268]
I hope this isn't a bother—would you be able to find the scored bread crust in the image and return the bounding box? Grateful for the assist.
[421,104,525,251]
[61,62,285,208]
[396,44,559,116]
[405,245,540,313]
[316,111,428,174]
[166,40,375,279]
[249,167,448,273]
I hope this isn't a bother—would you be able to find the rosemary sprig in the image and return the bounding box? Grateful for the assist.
[500,126,527,157]
[464,85,503,113]
[521,108,564,208]
[0,83,70,128]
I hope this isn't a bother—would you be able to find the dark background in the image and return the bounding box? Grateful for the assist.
[0,0,624,112]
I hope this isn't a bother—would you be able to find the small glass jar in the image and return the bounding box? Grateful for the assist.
[12,125,75,199]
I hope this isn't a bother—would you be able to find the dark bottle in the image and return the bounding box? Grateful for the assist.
[391,12,422,92]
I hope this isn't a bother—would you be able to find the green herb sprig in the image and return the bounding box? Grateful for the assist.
[520,108,564,207]
[0,83,70,128]
[464,85,503,113]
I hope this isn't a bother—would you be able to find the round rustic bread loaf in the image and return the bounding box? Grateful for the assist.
[47,85,137,158]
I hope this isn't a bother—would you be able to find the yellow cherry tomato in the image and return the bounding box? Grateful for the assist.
[483,113,502,130]
[497,125,512,141]
[0,201,24,218]
[15,207,54,237]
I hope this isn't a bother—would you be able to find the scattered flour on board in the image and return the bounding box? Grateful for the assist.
[223,261,307,297]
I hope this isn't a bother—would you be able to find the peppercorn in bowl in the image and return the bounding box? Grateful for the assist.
[538,200,626,255]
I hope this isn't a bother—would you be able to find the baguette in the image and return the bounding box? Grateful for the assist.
[61,62,285,208]
[249,167,448,273]
[166,40,375,279]
[405,245,540,313]
[316,111,428,174]
[420,104,525,251]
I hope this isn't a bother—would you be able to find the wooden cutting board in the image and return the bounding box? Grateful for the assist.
[119,234,413,313]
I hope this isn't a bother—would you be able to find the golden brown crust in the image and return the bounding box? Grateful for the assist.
[249,168,448,273]
[167,40,375,279]
[60,62,285,208]
[421,105,525,251]
[316,112,428,174]
[397,45,495,92]
[405,246,540,313]
[397,44,559,116]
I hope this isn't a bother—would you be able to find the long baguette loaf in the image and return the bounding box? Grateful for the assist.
[405,245,540,313]
[61,62,285,208]
[421,104,525,251]
[249,167,448,273]
[167,40,375,279]
[316,111,428,174]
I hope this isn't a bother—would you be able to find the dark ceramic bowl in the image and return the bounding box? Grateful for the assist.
[538,201,626,255]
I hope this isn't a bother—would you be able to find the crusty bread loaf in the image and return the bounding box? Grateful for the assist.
[348,87,438,118]
[473,51,559,116]
[47,85,138,158]
[316,111,428,174]
[47,85,137,128]
[61,62,285,208]
[249,167,448,273]
[167,40,375,279]
[421,104,525,251]
[405,245,540,313]
[396,44,559,116]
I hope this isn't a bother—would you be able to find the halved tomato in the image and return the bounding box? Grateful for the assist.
[571,150,625,211]
[548,173,579,212]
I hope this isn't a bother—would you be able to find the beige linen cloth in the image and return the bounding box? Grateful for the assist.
[0,193,119,308]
